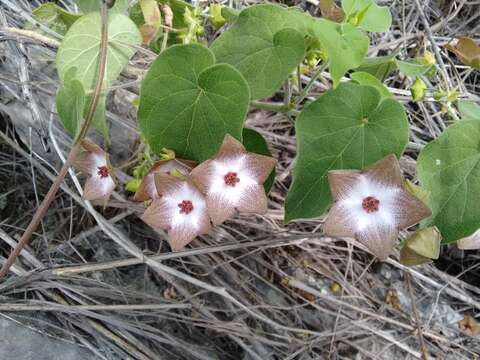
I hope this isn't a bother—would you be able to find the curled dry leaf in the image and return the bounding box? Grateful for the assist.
[134,159,196,202]
[73,140,115,202]
[190,134,277,225]
[457,229,480,250]
[458,315,480,337]
[400,226,441,266]
[319,0,344,23]
[142,174,211,251]
[139,0,161,45]
[324,154,432,261]
[445,37,480,70]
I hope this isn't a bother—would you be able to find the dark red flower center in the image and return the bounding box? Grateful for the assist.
[97,166,109,178]
[224,172,240,187]
[362,196,380,213]
[178,200,194,214]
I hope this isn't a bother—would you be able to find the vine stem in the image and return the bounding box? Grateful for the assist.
[0,2,110,279]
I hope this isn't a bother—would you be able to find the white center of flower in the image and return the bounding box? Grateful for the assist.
[208,156,256,205]
[338,175,399,232]
[165,183,206,229]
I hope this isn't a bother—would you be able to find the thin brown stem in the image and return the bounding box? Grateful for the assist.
[406,272,429,360]
[0,2,110,279]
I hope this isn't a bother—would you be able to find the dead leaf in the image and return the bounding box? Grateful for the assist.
[319,0,344,23]
[458,315,480,337]
[445,37,480,70]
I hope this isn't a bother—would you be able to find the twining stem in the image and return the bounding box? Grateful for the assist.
[0,2,110,279]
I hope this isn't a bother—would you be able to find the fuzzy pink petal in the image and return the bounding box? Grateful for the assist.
[244,153,277,184]
[205,195,237,226]
[83,175,115,201]
[236,183,268,214]
[327,169,362,201]
[72,152,98,175]
[141,198,173,230]
[215,134,246,160]
[190,159,215,194]
[134,173,157,202]
[168,212,211,251]
[324,203,356,238]
[356,224,398,261]
[394,191,432,229]
[457,230,480,250]
[363,154,403,188]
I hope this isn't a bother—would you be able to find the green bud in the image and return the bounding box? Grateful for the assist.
[126,178,142,193]
[411,77,427,102]
[209,4,226,29]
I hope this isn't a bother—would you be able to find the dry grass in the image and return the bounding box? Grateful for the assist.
[1,0,480,359]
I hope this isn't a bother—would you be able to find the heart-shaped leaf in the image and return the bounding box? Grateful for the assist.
[30,3,80,35]
[458,101,480,121]
[56,12,141,138]
[138,44,250,161]
[285,82,408,222]
[396,59,435,77]
[417,120,480,243]
[355,55,397,80]
[76,0,129,14]
[210,4,307,99]
[351,71,391,99]
[242,128,275,192]
[310,20,369,87]
[341,0,392,32]
[56,68,85,137]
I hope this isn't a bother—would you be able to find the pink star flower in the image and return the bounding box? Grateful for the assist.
[324,155,431,260]
[73,140,115,202]
[142,174,211,251]
[190,134,277,225]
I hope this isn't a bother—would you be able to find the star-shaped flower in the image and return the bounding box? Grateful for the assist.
[324,154,432,260]
[190,134,276,225]
[133,159,196,202]
[73,140,115,202]
[142,174,211,251]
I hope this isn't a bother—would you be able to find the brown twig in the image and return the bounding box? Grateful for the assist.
[0,2,110,279]
[406,271,429,360]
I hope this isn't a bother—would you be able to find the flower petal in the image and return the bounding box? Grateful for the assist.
[324,203,356,238]
[356,223,398,260]
[363,154,403,188]
[142,198,171,230]
[83,175,115,201]
[244,153,277,184]
[394,190,432,229]
[457,229,480,250]
[236,183,268,214]
[168,213,211,251]
[327,169,362,201]
[134,159,195,202]
[205,195,237,226]
[215,134,246,160]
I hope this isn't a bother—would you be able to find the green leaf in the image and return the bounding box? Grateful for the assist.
[56,67,85,137]
[458,101,480,121]
[76,0,129,14]
[310,20,369,87]
[211,4,307,99]
[56,12,141,138]
[242,128,275,193]
[417,120,480,243]
[396,59,435,77]
[138,44,250,161]
[285,83,408,222]
[30,3,80,35]
[351,71,391,99]
[355,55,397,80]
[341,0,392,32]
